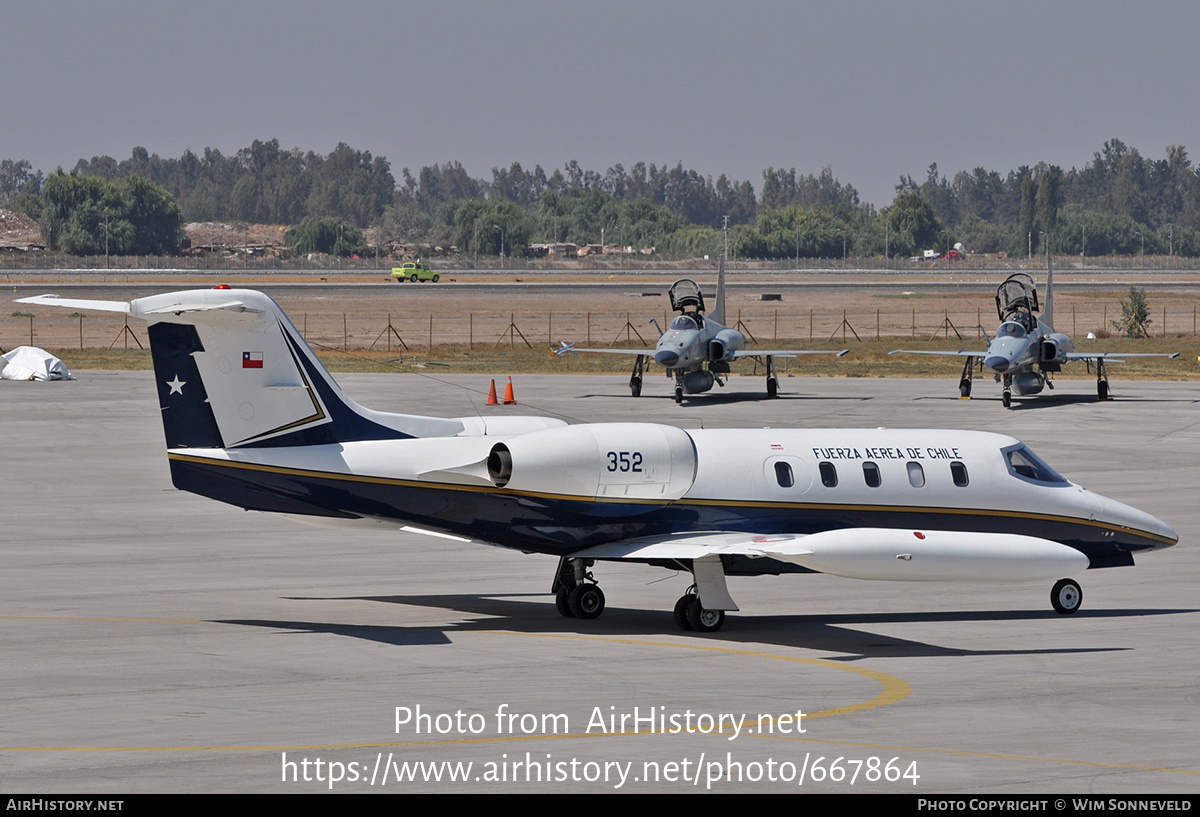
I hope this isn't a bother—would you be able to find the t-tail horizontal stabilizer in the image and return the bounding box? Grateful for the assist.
[17,290,464,448]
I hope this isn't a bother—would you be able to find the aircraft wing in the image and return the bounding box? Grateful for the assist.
[572,527,1089,583]
[16,293,263,316]
[729,349,849,359]
[16,294,132,314]
[554,343,651,357]
[1064,352,1180,362]
[888,349,985,357]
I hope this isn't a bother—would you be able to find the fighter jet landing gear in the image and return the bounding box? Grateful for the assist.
[673,587,726,633]
[1002,373,1013,408]
[959,356,975,398]
[766,355,779,398]
[1096,359,1110,401]
[629,354,646,397]
[1051,578,1082,614]
[553,557,606,620]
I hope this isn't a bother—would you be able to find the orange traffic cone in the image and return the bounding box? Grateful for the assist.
[503,376,517,404]
[486,379,499,405]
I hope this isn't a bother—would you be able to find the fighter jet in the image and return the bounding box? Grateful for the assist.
[17,288,1176,632]
[556,259,847,402]
[890,256,1179,407]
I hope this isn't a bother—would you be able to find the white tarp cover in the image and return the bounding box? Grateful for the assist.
[1,346,73,381]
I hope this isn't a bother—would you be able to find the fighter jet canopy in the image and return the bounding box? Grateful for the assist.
[669,278,705,314]
[996,273,1040,327]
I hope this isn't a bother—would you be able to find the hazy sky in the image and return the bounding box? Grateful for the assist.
[5,0,1198,208]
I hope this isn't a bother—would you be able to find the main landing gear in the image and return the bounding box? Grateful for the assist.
[673,587,726,632]
[629,354,646,397]
[552,556,736,633]
[1096,358,1110,401]
[959,356,975,399]
[765,354,779,399]
[552,558,605,620]
[1051,578,1082,614]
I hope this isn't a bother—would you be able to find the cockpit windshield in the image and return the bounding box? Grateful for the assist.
[996,321,1027,339]
[669,315,699,331]
[1004,444,1068,485]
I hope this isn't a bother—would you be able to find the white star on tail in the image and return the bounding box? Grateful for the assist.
[166,375,186,395]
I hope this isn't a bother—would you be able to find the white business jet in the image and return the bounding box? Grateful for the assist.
[18,288,1176,632]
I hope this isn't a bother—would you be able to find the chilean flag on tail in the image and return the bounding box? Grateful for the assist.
[242,351,263,369]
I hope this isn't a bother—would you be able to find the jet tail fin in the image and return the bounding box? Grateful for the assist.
[1042,251,1055,330]
[712,256,726,325]
[18,290,463,449]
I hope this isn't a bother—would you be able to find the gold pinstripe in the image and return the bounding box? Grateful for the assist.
[165,452,1175,545]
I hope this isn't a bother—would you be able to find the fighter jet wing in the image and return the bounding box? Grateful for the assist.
[553,342,651,356]
[729,349,849,358]
[888,349,986,357]
[1064,352,1180,361]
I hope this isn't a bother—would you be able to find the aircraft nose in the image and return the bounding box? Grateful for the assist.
[1095,494,1178,549]
[984,355,1010,373]
[655,350,679,367]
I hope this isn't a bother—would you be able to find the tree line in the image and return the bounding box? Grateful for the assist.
[4,138,1200,258]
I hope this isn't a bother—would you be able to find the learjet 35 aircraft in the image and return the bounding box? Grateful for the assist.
[19,288,1176,632]
[556,259,847,402]
[890,256,1179,407]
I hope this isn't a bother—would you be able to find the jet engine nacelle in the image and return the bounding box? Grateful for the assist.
[707,329,743,362]
[1040,333,1070,364]
[1013,371,1045,395]
[682,370,716,394]
[486,423,696,501]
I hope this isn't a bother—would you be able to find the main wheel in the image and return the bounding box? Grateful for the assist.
[555,587,574,618]
[673,595,693,631]
[959,379,972,398]
[630,376,642,397]
[766,377,778,398]
[568,584,605,619]
[686,599,725,633]
[1098,380,1109,401]
[1051,578,1082,614]
[674,386,683,404]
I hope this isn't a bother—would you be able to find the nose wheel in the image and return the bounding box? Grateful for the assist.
[1051,578,1082,614]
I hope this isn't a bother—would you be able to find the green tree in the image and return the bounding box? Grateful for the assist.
[882,192,941,258]
[1112,286,1151,338]
[38,170,182,255]
[283,216,366,256]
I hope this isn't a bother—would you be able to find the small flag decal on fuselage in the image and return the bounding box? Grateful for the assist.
[243,351,263,369]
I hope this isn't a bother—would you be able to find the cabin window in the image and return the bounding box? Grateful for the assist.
[1005,445,1068,485]
[950,461,969,487]
[774,461,794,488]
[862,461,881,488]
[819,461,838,488]
[906,461,925,487]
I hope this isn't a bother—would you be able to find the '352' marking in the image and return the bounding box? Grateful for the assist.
[606,451,643,472]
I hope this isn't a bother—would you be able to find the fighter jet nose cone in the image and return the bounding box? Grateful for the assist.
[655,350,679,367]
[985,356,1010,373]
